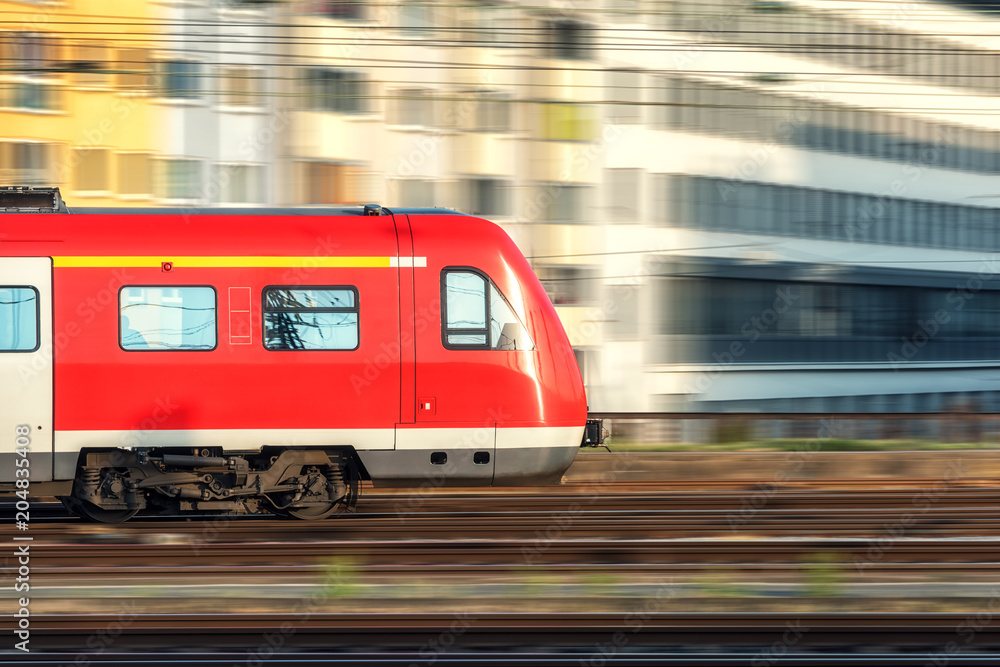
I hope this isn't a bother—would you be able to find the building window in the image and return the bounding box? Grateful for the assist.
[397,179,435,207]
[605,168,642,222]
[389,88,436,126]
[216,163,264,204]
[660,276,1000,364]
[537,184,594,223]
[156,158,203,201]
[118,152,153,196]
[400,2,433,35]
[303,0,364,20]
[664,173,1000,251]
[462,178,511,217]
[159,60,201,99]
[0,287,39,352]
[0,142,53,186]
[537,265,598,305]
[605,284,639,341]
[220,66,262,107]
[461,2,512,45]
[300,68,366,113]
[539,103,598,141]
[3,32,61,111]
[117,47,149,91]
[543,19,592,60]
[4,32,56,73]
[442,269,533,350]
[605,69,642,124]
[294,161,373,204]
[474,90,511,131]
[73,41,110,87]
[119,286,217,351]
[263,287,359,351]
[72,148,110,192]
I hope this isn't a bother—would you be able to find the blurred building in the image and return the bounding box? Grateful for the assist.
[621,0,1000,421]
[0,0,160,205]
[5,0,1000,427]
[154,0,281,204]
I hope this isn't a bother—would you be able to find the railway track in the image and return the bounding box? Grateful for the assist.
[13,538,1000,567]
[7,655,1000,667]
[20,612,1000,650]
[5,485,999,662]
[6,485,1000,533]
[3,487,999,567]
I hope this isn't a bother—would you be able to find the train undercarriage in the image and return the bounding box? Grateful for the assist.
[58,447,362,523]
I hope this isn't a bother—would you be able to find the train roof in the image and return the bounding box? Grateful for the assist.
[63,207,470,217]
[0,187,470,218]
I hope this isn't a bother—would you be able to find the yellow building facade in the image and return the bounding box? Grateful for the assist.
[0,0,159,206]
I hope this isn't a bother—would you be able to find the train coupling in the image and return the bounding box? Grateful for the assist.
[582,419,606,447]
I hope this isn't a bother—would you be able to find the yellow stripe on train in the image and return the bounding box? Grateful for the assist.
[52,256,394,268]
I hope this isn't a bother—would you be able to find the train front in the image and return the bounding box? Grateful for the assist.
[404,211,588,485]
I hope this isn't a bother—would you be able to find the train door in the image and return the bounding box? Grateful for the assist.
[0,258,53,482]
[404,217,496,485]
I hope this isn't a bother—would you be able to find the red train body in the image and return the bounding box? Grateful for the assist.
[0,192,586,521]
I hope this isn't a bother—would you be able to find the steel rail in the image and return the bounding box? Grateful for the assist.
[16,539,1000,566]
[27,612,1000,649]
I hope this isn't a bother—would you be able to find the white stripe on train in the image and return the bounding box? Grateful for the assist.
[53,426,583,452]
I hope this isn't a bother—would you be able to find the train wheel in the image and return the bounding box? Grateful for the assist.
[59,496,138,524]
[272,460,353,520]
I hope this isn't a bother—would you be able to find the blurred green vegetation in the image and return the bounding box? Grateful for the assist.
[321,556,362,599]
[802,552,845,598]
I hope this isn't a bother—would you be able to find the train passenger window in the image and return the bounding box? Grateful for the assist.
[119,286,217,350]
[0,287,39,352]
[442,269,535,350]
[263,287,359,351]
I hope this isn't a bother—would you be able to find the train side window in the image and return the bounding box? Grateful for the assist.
[442,269,534,350]
[119,286,217,351]
[0,286,39,352]
[263,286,359,351]
[443,271,488,347]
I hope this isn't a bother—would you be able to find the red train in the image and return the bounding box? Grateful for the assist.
[0,188,593,522]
